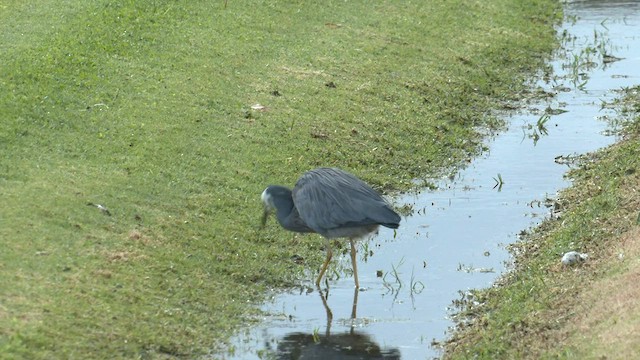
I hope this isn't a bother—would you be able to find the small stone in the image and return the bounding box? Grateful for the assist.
[561,251,588,266]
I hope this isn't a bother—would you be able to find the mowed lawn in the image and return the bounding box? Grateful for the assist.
[0,0,560,358]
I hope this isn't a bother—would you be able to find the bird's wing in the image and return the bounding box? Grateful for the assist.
[292,168,399,236]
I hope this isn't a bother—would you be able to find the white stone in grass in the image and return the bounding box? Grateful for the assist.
[561,251,588,266]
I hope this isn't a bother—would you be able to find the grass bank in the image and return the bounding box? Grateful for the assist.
[0,0,560,358]
[443,87,640,358]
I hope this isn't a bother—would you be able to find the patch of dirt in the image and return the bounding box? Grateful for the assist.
[127,228,156,246]
[529,103,640,356]
[556,226,640,358]
[534,139,640,358]
[103,249,147,263]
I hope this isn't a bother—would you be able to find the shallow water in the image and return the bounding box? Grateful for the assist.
[222,1,640,358]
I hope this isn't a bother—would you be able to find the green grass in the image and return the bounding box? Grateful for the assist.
[1,0,560,358]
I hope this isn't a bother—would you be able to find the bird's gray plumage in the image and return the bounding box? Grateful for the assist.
[292,168,400,238]
[261,167,401,288]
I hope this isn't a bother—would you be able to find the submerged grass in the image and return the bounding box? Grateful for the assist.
[1,0,560,358]
[443,86,640,358]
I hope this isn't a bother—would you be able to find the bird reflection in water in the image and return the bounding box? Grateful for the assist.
[274,287,401,359]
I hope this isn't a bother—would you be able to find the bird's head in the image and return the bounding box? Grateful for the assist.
[260,187,275,228]
[260,185,294,229]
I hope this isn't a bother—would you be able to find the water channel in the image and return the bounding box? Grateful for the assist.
[222,1,640,358]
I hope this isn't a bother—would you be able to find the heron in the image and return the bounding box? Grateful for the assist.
[261,167,401,288]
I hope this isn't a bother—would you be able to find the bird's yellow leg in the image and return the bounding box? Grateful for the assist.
[350,286,359,321]
[350,239,359,289]
[316,240,333,287]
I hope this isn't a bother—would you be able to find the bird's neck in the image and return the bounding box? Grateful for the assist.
[275,202,295,227]
[271,188,313,233]
[270,188,295,227]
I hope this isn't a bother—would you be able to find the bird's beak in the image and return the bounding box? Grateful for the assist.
[260,207,270,229]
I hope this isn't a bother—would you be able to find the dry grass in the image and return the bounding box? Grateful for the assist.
[556,228,640,359]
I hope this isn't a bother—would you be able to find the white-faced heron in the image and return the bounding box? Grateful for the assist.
[261,167,401,288]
